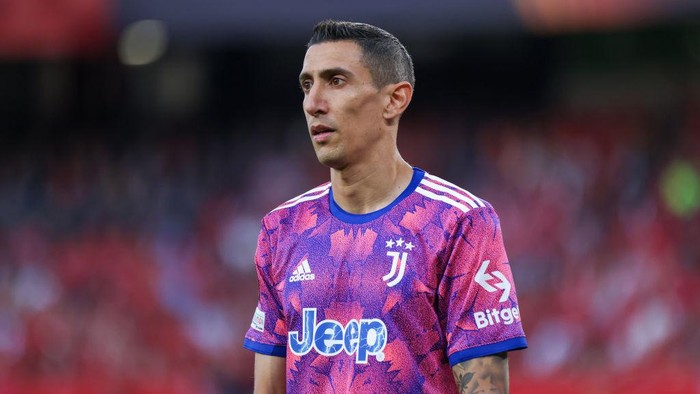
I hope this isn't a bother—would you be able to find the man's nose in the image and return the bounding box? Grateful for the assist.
[303,85,328,117]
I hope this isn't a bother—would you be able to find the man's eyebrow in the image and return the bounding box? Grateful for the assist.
[299,67,354,83]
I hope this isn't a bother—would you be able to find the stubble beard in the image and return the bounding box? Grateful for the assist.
[314,143,348,170]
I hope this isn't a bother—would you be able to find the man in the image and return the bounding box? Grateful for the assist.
[243,20,527,393]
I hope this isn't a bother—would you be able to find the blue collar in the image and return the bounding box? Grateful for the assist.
[329,167,425,224]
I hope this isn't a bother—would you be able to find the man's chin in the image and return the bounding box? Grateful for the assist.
[315,151,347,170]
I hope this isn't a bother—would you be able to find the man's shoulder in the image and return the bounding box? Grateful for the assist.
[417,171,493,215]
[262,182,331,222]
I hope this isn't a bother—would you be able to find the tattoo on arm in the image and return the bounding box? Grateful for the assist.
[452,352,509,394]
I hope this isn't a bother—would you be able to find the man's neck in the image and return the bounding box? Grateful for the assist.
[330,154,414,215]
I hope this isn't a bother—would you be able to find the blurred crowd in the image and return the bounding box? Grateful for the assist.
[0,99,699,393]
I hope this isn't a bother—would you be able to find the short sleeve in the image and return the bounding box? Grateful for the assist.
[243,220,287,357]
[438,206,527,365]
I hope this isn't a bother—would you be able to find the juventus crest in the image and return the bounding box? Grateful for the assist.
[383,237,414,287]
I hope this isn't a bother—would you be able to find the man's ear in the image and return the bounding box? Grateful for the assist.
[383,81,413,122]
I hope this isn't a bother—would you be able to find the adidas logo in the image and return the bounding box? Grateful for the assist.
[289,259,315,282]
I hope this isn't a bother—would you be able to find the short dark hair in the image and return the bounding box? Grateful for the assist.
[307,20,415,89]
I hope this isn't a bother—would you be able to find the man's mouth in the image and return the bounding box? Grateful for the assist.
[310,125,335,143]
[310,124,334,136]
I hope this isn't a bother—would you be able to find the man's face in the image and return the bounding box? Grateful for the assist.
[299,41,387,169]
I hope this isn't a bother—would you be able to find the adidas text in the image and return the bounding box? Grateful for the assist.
[289,273,315,282]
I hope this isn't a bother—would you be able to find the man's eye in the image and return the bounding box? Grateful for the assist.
[301,81,312,92]
[330,77,344,86]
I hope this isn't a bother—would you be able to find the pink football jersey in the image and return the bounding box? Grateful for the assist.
[244,168,527,393]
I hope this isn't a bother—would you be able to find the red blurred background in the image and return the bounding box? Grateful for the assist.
[0,1,699,393]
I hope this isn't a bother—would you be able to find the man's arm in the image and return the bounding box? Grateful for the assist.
[254,353,286,394]
[451,353,509,394]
